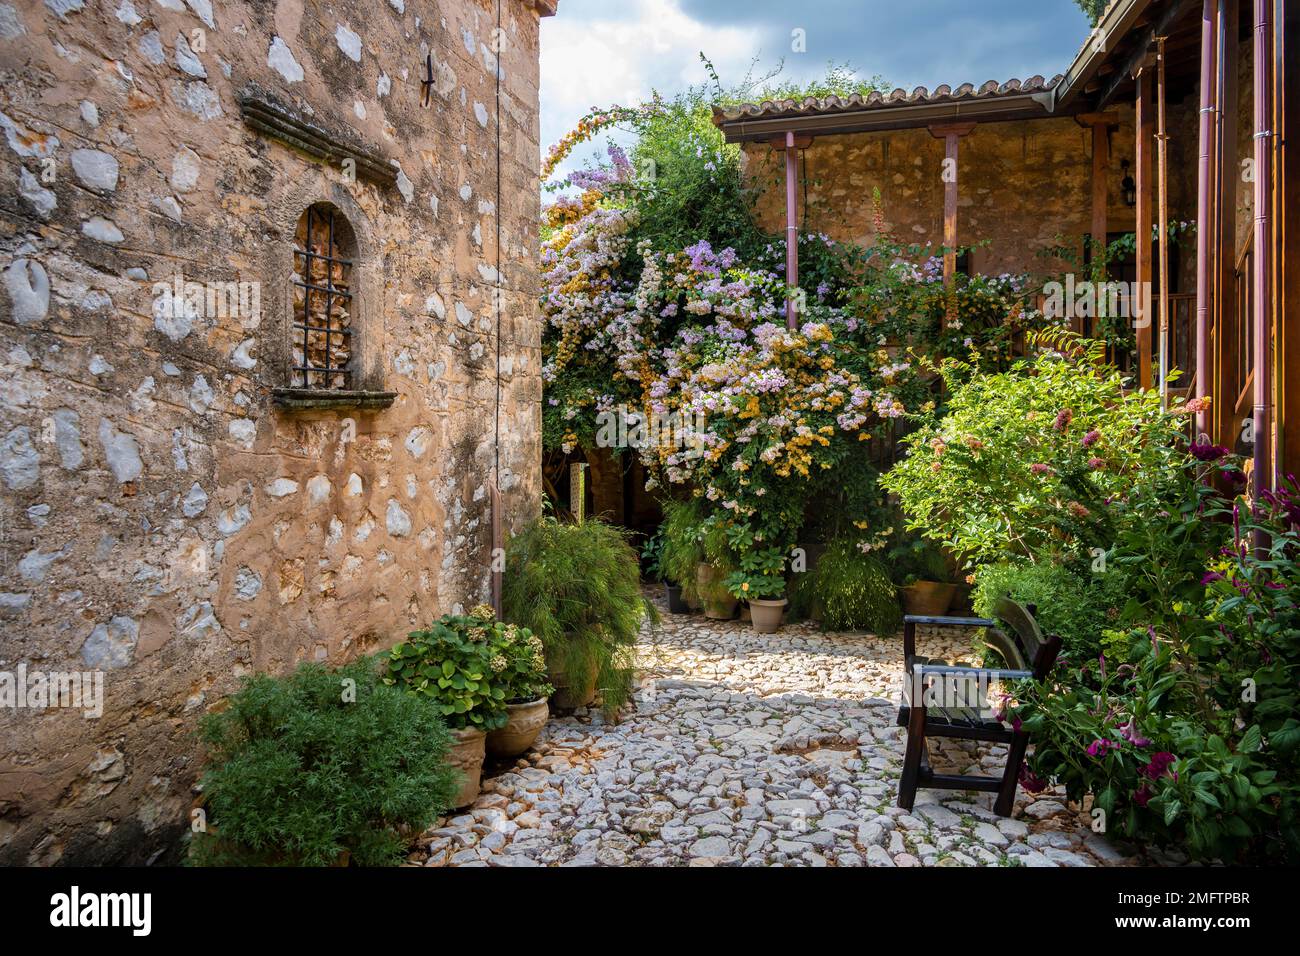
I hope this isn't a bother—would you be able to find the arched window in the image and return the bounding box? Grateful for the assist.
[291,204,356,388]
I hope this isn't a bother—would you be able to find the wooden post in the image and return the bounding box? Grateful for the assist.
[770,132,814,330]
[928,123,975,291]
[569,461,587,522]
[1279,0,1299,479]
[1215,0,1240,451]
[1195,0,1219,435]
[1251,0,1274,523]
[1157,37,1171,409]
[1136,77,1156,389]
[1076,112,1120,336]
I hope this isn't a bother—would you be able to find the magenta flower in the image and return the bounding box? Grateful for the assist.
[1133,784,1154,808]
[1086,739,1112,758]
[1141,752,1177,780]
[1030,462,1053,475]
[1201,571,1224,585]
[1190,440,1230,462]
[1082,429,1101,448]
[1018,764,1048,794]
[1053,408,1074,431]
[1087,456,1105,470]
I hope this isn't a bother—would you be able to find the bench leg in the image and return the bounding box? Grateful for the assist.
[897,702,927,811]
[994,731,1030,817]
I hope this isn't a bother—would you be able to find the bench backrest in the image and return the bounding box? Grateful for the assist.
[985,596,1061,679]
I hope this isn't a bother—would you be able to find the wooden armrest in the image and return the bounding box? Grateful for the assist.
[903,614,996,628]
[914,663,1034,682]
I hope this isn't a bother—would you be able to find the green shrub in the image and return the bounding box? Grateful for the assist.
[191,658,456,867]
[659,498,706,600]
[385,611,510,730]
[503,516,656,717]
[791,538,901,634]
[972,560,1126,661]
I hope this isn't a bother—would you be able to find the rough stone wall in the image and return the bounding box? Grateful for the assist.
[741,108,1204,280]
[0,0,546,864]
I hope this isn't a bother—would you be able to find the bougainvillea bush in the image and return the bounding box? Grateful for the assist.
[539,67,1045,587]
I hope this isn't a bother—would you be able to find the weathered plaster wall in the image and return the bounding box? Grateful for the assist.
[0,0,545,864]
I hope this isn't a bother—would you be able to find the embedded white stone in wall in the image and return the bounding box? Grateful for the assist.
[88,354,114,375]
[4,258,50,326]
[234,567,262,600]
[335,24,362,62]
[461,26,475,56]
[175,32,206,78]
[354,100,367,120]
[1,426,40,490]
[306,474,331,504]
[454,301,473,328]
[459,184,472,201]
[425,292,445,319]
[188,375,214,413]
[71,148,119,192]
[182,482,208,517]
[79,100,98,126]
[228,418,255,449]
[386,498,411,537]
[153,289,196,341]
[404,426,431,459]
[82,217,124,243]
[0,3,22,38]
[98,419,143,483]
[387,0,404,12]
[345,473,363,496]
[474,101,489,127]
[171,146,200,192]
[52,409,83,469]
[137,30,165,65]
[265,478,299,498]
[154,195,183,222]
[217,504,251,535]
[477,263,498,283]
[395,166,413,203]
[177,601,220,638]
[184,0,213,28]
[114,0,139,25]
[230,338,256,369]
[81,616,138,670]
[267,36,304,83]
[19,168,56,218]
[377,72,391,97]
[1,110,57,158]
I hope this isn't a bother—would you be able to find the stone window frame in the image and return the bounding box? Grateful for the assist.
[267,188,393,410]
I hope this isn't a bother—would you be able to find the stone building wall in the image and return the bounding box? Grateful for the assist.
[0,0,549,865]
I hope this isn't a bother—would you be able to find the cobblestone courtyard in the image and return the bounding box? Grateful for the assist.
[417,603,1156,868]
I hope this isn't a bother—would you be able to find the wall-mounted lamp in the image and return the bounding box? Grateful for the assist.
[1120,159,1136,207]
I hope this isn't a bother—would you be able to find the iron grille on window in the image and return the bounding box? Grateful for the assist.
[291,205,353,388]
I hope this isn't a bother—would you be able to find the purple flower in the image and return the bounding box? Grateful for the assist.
[1190,440,1230,462]
[1201,571,1224,585]
[1082,429,1101,448]
[1141,752,1177,780]
[1086,739,1112,758]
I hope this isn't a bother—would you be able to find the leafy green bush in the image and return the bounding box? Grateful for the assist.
[972,560,1126,661]
[191,658,456,867]
[791,538,901,634]
[1011,477,1300,862]
[881,336,1190,567]
[503,516,656,717]
[659,498,705,598]
[385,612,510,730]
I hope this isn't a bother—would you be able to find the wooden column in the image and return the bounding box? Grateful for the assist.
[1280,0,1299,478]
[770,132,813,330]
[1251,0,1274,508]
[1077,112,1120,337]
[1214,0,1240,451]
[928,123,975,288]
[1135,81,1156,389]
[1195,0,1219,434]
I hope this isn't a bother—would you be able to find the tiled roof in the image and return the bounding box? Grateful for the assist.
[711,75,1063,126]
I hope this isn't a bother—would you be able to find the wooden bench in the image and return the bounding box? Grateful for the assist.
[896,598,1061,817]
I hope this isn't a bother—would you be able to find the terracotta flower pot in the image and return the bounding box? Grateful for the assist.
[447,726,486,809]
[901,581,957,617]
[547,651,597,709]
[749,597,786,633]
[697,562,738,619]
[738,602,752,623]
[486,698,549,757]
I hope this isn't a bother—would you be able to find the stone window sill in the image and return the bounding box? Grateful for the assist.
[272,388,397,411]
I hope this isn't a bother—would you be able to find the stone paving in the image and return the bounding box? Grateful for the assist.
[413,602,1160,867]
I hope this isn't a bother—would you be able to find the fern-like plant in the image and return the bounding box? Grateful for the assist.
[659,498,706,601]
[502,516,657,717]
[791,538,901,635]
[191,658,456,867]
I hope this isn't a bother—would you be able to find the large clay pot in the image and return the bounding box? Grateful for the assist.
[665,582,690,614]
[901,581,957,616]
[749,597,786,633]
[547,650,597,709]
[486,698,549,757]
[447,726,487,809]
[697,562,738,619]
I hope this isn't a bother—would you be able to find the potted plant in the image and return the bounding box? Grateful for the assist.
[190,658,458,866]
[890,539,958,616]
[726,544,789,633]
[475,605,555,758]
[659,499,705,614]
[384,613,509,808]
[503,516,657,716]
[641,526,688,613]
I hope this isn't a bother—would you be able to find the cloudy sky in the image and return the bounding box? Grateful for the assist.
[539,0,1094,180]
